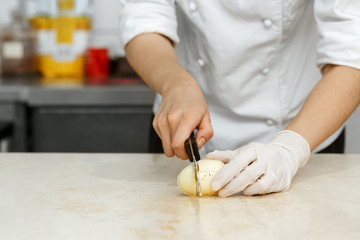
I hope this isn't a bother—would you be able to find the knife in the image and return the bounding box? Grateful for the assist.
[185,132,203,197]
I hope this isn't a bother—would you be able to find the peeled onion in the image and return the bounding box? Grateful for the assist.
[177,159,224,196]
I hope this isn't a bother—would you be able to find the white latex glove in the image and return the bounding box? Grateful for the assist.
[206,130,310,197]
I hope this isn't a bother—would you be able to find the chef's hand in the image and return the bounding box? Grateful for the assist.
[206,130,310,197]
[153,75,213,160]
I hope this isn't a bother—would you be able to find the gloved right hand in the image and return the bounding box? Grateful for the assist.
[206,130,310,197]
[153,74,213,159]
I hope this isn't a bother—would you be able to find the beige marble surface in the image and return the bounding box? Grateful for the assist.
[0,153,359,240]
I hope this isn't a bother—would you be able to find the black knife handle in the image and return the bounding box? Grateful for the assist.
[185,138,194,162]
[191,137,201,161]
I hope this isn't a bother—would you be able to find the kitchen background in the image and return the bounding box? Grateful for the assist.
[0,0,125,57]
[0,0,358,153]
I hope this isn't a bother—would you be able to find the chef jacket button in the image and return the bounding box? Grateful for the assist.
[261,68,270,75]
[263,19,273,28]
[266,119,275,126]
[189,2,197,12]
[197,58,205,67]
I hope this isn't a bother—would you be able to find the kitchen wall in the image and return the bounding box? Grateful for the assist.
[0,0,359,152]
[89,0,125,57]
[0,1,19,26]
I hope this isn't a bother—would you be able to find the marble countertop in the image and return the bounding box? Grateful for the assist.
[0,153,359,240]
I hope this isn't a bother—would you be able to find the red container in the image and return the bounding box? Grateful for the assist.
[86,48,109,85]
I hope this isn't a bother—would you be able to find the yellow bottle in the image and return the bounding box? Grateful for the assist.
[32,0,91,84]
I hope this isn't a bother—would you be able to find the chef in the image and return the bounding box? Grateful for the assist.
[120,1,360,197]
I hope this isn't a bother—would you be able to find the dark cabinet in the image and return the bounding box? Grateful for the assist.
[30,105,153,152]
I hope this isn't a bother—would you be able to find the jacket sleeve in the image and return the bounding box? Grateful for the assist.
[119,0,179,50]
[314,0,360,70]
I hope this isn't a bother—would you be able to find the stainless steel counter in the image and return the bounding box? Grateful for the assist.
[28,85,155,106]
[0,78,155,105]
[0,153,359,239]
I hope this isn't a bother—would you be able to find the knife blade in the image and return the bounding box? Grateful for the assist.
[185,132,203,196]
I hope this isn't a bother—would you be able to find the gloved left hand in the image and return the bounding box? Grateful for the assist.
[206,130,310,197]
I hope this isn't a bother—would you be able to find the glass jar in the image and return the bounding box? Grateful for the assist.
[0,10,37,77]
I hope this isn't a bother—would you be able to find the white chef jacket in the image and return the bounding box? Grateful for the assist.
[120,0,360,153]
